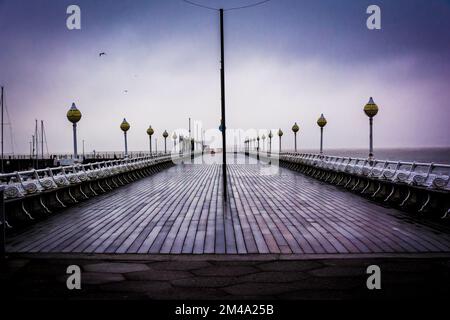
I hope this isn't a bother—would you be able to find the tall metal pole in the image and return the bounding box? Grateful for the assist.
[369,117,374,159]
[269,137,272,154]
[41,120,44,159]
[124,132,128,157]
[294,132,297,152]
[32,135,35,163]
[149,136,152,155]
[320,127,324,155]
[220,8,227,201]
[35,119,39,168]
[1,86,3,173]
[73,123,78,160]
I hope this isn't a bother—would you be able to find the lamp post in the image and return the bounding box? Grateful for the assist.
[257,136,260,152]
[66,103,82,160]
[317,114,327,156]
[172,132,177,151]
[120,118,130,158]
[363,97,379,160]
[261,134,266,152]
[278,129,283,153]
[179,135,183,154]
[163,130,169,154]
[268,130,273,154]
[147,125,154,155]
[292,122,299,152]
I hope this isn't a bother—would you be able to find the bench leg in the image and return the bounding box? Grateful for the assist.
[400,189,411,207]
[419,193,431,213]
[384,186,395,202]
[55,191,67,208]
[39,196,52,213]
[21,202,34,220]
[372,183,381,198]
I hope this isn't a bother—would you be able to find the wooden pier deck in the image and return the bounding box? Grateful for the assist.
[6,155,450,254]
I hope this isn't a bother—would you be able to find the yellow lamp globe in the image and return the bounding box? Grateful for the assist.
[67,103,82,123]
[364,97,379,117]
[317,114,327,128]
[292,122,299,133]
[278,128,283,137]
[120,118,130,132]
[163,130,169,138]
[147,126,154,136]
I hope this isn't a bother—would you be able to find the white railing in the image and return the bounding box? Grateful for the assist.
[0,153,174,200]
[279,152,450,191]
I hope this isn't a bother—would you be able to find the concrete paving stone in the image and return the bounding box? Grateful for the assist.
[75,272,125,285]
[210,261,264,267]
[147,260,212,271]
[125,269,193,281]
[377,261,443,273]
[68,291,148,300]
[289,277,363,290]
[257,260,322,272]
[30,258,92,267]
[238,271,310,283]
[83,262,149,273]
[321,259,380,267]
[223,282,298,296]
[99,280,172,293]
[381,272,447,286]
[4,259,30,270]
[308,266,367,277]
[171,276,241,288]
[146,287,229,300]
[192,266,259,277]
[278,289,360,300]
[19,261,69,276]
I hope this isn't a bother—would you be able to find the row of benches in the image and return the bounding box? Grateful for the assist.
[255,152,450,219]
[0,153,187,230]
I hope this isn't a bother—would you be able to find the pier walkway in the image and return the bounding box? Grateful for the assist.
[6,154,450,254]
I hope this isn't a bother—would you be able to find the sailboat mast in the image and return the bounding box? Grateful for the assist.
[35,119,38,168]
[41,120,44,159]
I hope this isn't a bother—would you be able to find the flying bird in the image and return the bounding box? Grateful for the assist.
[99,52,106,57]
[124,90,128,93]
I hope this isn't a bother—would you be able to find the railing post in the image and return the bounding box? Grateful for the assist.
[0,186,5,259]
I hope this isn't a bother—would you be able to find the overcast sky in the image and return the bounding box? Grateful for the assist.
[0,0,449,154]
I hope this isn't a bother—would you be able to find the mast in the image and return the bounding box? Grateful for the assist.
[41,120,44,159]
[32,135,35,165]
[35,119,38,168]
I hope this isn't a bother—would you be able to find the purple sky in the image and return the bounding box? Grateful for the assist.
[0,0,449,154]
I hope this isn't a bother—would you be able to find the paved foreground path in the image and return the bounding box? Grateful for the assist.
[1,254,449,300]
[6,155,450,254]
